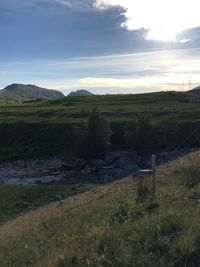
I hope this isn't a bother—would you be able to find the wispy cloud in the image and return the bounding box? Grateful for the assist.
[1,48,199,94]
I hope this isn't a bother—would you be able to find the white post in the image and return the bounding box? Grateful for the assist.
[152,155,156,195]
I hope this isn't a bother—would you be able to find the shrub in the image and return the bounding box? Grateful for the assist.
[79,108,112,159]
[110,200,130,224]
[155,115,180,149]
[124,115,153,151]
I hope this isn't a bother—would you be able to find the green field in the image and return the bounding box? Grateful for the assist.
[0,91,199,160]
[0,184,93,223]
[0,91,200,266]
[0,91,200,124]
[0,151,199,266]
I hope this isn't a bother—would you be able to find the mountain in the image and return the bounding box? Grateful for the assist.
[0,83,64,103]
[68,89,93,96]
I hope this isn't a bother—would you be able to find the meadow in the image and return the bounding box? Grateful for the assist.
[0,184,93,223]
[0,91,199,160]
[0,150,199,266]
[0,91,199,266]
[0,91,200,124]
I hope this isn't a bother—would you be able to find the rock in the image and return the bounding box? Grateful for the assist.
[60,161,84,171]
[104,151,122,164]
[0,148,199,185]
[62,170,97,184]
[84,165,96,174]
[89,159,105,167]
[114,157,140,172]
[98,167,128,182]
[145,159,152,168]
[159,151,170,158]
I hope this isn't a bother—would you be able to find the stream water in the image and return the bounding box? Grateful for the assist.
[2,177,63,185]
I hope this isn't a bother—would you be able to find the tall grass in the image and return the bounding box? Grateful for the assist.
[0,151,199,266]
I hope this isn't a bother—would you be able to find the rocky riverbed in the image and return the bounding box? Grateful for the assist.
[0,148,199,185]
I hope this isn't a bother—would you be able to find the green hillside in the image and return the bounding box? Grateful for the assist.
[0,91,199,124]
[0,91,199,160]
[0,150,199,267]
[188,86,200,96]
[0,90,199,160]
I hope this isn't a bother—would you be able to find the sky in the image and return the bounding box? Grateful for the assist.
[0,0,200,94]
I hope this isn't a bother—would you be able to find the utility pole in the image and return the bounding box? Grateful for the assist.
[182,80,185,91]
[188,76,191,91]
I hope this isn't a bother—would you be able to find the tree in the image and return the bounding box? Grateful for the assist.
[124,115,153,151]
[155,115,180,149]
[81,108,112,158]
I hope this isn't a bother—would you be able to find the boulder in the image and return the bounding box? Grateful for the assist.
[98,167,127,182]
[114,157,140,172]
[104,151,122,164]
[89,159,105,167]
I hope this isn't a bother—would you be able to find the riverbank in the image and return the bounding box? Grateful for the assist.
[0,148,199,185]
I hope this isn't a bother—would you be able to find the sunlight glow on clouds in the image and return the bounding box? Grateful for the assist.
[2,48,198,95]
[0,0,199,95]
[97,0,200,41]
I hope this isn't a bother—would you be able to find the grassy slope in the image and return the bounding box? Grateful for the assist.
[0,91,199,161]
[0,91,200,124]
[0,184,93,223]
[0,151,199,267]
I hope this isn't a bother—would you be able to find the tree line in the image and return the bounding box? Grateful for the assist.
[75,108,195,159]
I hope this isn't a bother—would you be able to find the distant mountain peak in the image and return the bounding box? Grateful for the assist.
[5,83,37,90]
[0,83,65,103]
[68,89,94,97]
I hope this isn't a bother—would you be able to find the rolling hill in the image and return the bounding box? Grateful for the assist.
[188,85,200,96]
[0,83,64,103]
[0,91,199,161]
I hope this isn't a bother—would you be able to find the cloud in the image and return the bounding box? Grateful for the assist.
[0,0,107,11]
[1,48,200,94]
[0,0,175,60]
[96,0,200,41]
[0,0,199,96]
[176,27,200,46]
[1,0,199,62]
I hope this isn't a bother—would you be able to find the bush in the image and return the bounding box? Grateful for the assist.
[110,200,130,224]
[155,115,180,149]
[79,108,112,159]
[124,115,153,151]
